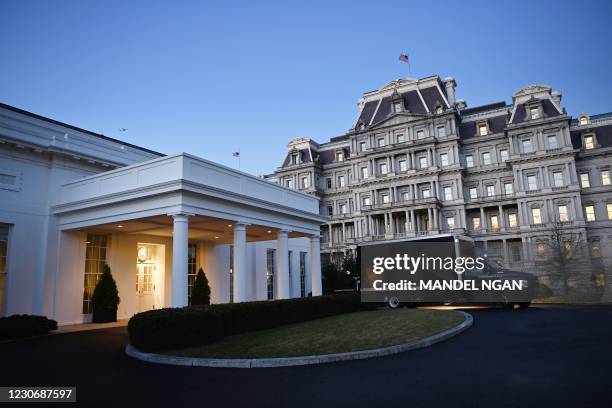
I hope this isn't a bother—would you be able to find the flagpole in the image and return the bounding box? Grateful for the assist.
[238,149,241,171]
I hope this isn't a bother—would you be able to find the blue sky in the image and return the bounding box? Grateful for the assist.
[1,0,611,175]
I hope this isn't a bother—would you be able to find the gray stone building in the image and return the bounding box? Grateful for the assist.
[271,75,612,293]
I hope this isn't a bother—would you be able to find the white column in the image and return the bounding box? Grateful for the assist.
[310,235,322,296]
[171,213,190,307]
[233,222,249,302]
[276,230,290,299]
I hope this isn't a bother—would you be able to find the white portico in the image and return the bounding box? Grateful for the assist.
[47,153,323,322]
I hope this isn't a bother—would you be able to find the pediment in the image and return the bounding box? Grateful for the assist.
[369,112,427,128]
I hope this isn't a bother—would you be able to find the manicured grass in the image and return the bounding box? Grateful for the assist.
[164,308,465,359]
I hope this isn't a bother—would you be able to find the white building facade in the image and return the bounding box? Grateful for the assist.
[0,103,323,325]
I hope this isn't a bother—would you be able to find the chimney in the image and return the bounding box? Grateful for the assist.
[443,77,457,106]
[551,90,562,107]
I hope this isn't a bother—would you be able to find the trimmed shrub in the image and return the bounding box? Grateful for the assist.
[92,264,120,323]
[0,315,58,340]
[190,268,211,305]
[128,293,375,352]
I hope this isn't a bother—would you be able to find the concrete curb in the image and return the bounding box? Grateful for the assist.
[125,311,473,368]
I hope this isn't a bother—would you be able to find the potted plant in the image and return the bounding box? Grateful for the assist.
[92,264,120,323]
[190,267,211,305]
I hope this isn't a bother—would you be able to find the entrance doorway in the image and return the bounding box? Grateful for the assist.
[136,243,165,313]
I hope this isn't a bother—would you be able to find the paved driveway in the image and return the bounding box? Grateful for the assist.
[1,305,611,407]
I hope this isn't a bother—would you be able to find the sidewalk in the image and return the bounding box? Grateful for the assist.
[54,319,129,335]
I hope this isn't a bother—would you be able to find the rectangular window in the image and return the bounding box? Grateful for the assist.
[379,163,388,175]
[531,208,542,224]
[440,153,449,166]
[482,152,492,165]
[419,156,428,169]
[558,205,569,222]
[361,167,368,179]
[187,244,197,302]
[547,135,558,149]
[416,129,425,139]
[490,215,499,229]
[553,171,564,187]
[504,182,513,195]
[393,101,402,113]
[291,154,298,165]
[363,196,371,206]
[229,245,234,303]
[377,138,385,147]
[608,203,612,220]
[422,188,431,199]
[527,175,538,190]
[530,106,540,119]
[286,179,294,189]
[339,203,347,214]
[381,193,390,204]
[399,159,407,172]
[478,124,488,136]
[537,243,546,258]
[327,206,333,216]
[326,177,332,189]
[266,249,275,300]
[601,170,611,186]
[500,149,509,162]
[0,225,8,317]
[508,213,518,227]
[402,191,410,201]
[446,216,455,229]
[299,252,306,297]
[436,125,446,137]
[585,205,596,221]
[444,186,453,201]
[580,173,590,188]
[465,155,474,168]
[472,217,481,229]
[591,240,602,258]
[396,134,405,143]
[584,136,594,149]
[522,139,533,153]
[486,185,495,197]
[301,176,309,189]
[83,234,108,314]
[359,141,367,152]
[469,187,478,199]
[338,175,346,187]
[336,151,344,162]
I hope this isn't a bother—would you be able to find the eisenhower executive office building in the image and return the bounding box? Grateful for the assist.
[271,75,612,294]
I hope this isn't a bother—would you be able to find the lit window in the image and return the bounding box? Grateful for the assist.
[359,141,367,152]
[379,162,388,175]
[336,151,344,162]
[530,106,540,119]
[478,124,488,136]
[381,193,390,204]
[437,125,446,137]
[585,205,596,221]
[416,129,425,139]
[82,234,108,314]
[508,213,518,227]
[447,216,455,229]
[469,187,478,199]
[536,243,546,258]
[482,152,492,165]
[527,175,538,190]
[584,136,594,149]
[399,160,407,172]
[608,203,612,219]
[553,171,564,187]
[396,134,405,143]
[422,188,431,199]
[532,208,542,224]
[339,203,347,214]
[440,153,449,166]
[326,178,332,189]
[601,170,611,186]
[301,176,309,189]
[465,155,474,168]
[377,138,386,147]
[558,205,569,222]
[286,179,294,189]
[419,156,428,169]
[361,167,369,179]
[504,183,513,195]
[472,217,481,229]
[580,173,590,188]
[590,240,602,258]
[490,215,499,229]
[579,116,588,125]
[486,185,495,197]
[444,187,453,201]
[500,149,509,162]
[522,139,533,153]
[363,197,371,206]
[338,175,346,187]
[547,135,558,150]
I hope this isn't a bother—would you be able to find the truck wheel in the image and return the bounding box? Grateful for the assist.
[387,297,400,309]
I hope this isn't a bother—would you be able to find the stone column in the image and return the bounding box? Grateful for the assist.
[310,235,322,296]
[498,205,504,229]
[171,213,190,307]
[232,222,249,302]
[410,209,415,231]
[276,230,290,299]
[480,207,486,230]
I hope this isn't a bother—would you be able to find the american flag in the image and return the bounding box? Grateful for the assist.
[399,54,409,63]
[232,151,240,157]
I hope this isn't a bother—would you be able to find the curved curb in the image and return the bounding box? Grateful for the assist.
[125,311,473,368]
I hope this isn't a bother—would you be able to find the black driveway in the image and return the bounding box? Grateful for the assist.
[1,305,611,407]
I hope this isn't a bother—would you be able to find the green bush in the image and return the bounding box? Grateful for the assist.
[92,264,120,323]
[0,315,58,340]
[128,293,375,352]
[190,268,211,305]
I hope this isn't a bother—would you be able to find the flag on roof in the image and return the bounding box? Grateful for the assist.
[399,54,409,63]
[232,151,240,157]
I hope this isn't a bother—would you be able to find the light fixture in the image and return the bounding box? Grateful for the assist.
[117,224,123,228]
[267,230,272,234]
[228,224,233,228]
[214,236,219,239]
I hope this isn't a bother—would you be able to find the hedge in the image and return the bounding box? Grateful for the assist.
[0,315,58,340]
[128,293,374,352]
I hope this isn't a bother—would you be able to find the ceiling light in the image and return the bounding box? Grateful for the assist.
[228,224,233,227]
[117,225,123,228]
[267,230,272,234]
[214,236,219,239]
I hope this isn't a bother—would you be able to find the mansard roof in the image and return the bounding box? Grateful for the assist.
[459,115,508,139]
[570,123,612,149]
[459,101,507,116]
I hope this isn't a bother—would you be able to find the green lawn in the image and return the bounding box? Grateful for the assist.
[164,308,465,359]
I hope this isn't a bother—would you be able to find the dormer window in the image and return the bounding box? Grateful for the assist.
[336,151,344,162]
[478,123,488,136]
[584,135,594,150]
[393,101,402,113]
[529,105,540,120]
[290,153,299,165]
[579,115,589,125]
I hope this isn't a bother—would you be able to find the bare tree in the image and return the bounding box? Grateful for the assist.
[542,221,588,295]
